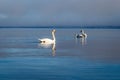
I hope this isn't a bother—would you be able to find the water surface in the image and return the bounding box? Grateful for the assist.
[0,28,120,80]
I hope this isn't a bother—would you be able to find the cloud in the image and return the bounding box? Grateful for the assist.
[0,14,7,19]
[0,0,120,26]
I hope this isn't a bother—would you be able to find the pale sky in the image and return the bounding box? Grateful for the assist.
[0,0,120,27]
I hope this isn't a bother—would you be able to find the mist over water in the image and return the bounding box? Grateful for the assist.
[0,28,120,80]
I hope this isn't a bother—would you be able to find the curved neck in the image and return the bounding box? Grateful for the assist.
[52,31,56,42]
[81,30,85,34]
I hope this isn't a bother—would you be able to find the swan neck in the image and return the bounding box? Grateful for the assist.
[52,32,56,42]
[81,31,85,34]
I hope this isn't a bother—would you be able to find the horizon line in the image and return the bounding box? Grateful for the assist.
[0,26,120,29]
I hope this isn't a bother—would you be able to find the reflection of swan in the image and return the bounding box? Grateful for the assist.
[38,29,56,44]
[52,43,56,56]
[76,30,87,38]
[39,43,52,48]
[75,37,87,45]
[80,37,87,45]
[38,43,56,56]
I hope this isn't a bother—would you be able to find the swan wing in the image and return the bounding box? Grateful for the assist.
[38,38,53,44]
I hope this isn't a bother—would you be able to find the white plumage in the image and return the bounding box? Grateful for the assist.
[38,29,56,44]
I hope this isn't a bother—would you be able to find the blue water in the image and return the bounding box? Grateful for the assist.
[0,28,120,80]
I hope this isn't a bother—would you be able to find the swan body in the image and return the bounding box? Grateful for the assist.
[38,29,56,44]
[76,30,87,38]
[76,34,83,38]
[39,38,54,44]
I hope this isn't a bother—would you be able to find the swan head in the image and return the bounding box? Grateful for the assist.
[52,29,56,33]
[80,30,84,33]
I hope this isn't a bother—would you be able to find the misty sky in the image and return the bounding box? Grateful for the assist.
[0,0,120,26]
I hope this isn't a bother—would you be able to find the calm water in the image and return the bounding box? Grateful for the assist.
[0,28,120,80]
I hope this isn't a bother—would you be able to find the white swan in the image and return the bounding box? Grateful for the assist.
[76,30,87,38]
[38,29,56,44]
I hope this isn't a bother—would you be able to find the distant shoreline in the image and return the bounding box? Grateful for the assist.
[0,26,120,29]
